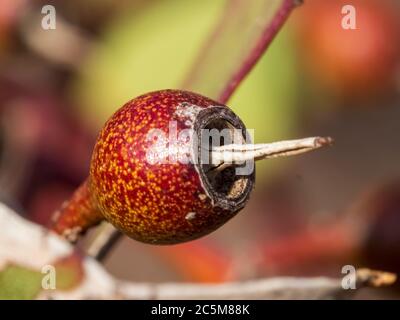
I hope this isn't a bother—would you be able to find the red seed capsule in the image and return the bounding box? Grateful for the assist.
[53,90,255,244]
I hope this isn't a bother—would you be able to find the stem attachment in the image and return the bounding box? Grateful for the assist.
[50,180,103,243]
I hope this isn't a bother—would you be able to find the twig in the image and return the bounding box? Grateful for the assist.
[210,136,333,166]
[0,203,395,300]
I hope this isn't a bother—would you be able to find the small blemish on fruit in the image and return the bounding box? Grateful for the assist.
[174,102,204,125]
[185,212,197,221]
[198,194,207,201]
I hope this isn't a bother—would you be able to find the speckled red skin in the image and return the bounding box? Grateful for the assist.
[52,90,251,244]
[90,90,244,244]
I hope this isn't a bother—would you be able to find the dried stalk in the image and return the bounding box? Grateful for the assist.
[210,137,333,166]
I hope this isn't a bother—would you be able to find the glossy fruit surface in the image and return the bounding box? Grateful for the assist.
[89,90,254,244]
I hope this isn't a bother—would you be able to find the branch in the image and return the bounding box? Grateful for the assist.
[0,204,395,300]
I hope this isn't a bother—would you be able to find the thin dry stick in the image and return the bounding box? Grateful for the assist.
[41,268,399,300]
[210,136,333,166]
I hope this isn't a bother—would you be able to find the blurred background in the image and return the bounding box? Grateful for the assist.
[0,0,399,298]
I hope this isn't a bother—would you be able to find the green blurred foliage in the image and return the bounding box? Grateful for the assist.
[0,259,84,299]
[73,0,223,127]
[228,26,298,143]
[0,265,43,300]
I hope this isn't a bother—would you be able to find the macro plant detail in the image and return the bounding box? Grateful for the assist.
[51,89,331,245]
[0,0,399,303]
